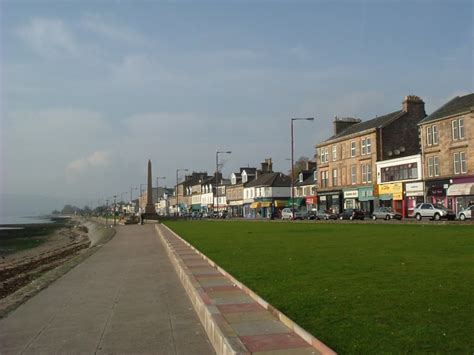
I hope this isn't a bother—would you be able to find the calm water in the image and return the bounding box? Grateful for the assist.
[0,215,53,226]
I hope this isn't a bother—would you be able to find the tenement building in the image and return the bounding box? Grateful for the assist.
[316,95,426,214]
[418,93,474,213]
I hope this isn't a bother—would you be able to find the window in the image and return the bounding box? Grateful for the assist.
[461,152,467,173]
[452,118,465,140]
[320,171,329,188]
[332,145,337,161]
[351,141,356,157]
[361,164,367,183]
[367,164,372,183]
[320,147,329,164]
[428,157,434,177]
[381,163,418,182]
[366,138,372,154]
[427,126,433,146]
[454,152,466,174]
[332,169,338,186]
[452,120,459,140]
[361,139,367,155]
[434,156,440,176]
[351,165,357,184]
[432,125,438,145]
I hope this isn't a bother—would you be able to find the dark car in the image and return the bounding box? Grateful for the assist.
[339,208,365,220]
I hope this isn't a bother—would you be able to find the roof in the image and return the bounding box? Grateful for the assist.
[296,173,316,187]
[245,172,291,188]
[323,110,404,143]
[419,93,474,124]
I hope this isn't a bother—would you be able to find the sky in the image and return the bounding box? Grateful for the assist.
[0,0,473,213]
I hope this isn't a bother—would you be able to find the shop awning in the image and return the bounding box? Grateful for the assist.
[274,200,287,208]
[379,194,392,201]
[191,204,201,211]
[286,198,305,207]
[261,201,272,208]
[250,202,261,209]
[447,183,474,196]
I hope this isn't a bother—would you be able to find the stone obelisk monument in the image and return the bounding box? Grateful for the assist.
[145,159,156,214]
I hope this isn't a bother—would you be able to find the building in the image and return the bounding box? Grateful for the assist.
[293,161,317,211]
[174,172,210,215]
[375,154,424,217]
[418,93,474,213]
[226,167,257,217]
[316,95,426,214]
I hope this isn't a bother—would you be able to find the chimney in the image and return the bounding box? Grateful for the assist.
[402,95,425,116]
[261,158,273,173]
[333,117,362,135]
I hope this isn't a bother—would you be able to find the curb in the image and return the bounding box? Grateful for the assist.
[156,224,336,355]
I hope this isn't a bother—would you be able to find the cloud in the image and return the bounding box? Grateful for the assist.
[81,15,149,46]
[16,17,78,58]
[66,150,111,176]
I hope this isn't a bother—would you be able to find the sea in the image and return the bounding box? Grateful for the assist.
[0,215,54,228]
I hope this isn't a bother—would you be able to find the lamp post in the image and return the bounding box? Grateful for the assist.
[176,169,188,216]
[105,198,109,225]
[156,176,166,214]
[130,186,137,212]
[215,150,232,215]
[291,118,314,220]
[113,195,117,226]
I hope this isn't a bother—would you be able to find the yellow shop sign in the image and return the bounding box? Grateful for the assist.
[379,183,403,195]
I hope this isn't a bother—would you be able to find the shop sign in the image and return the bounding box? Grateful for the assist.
[406,182,424,197]
[319,196,327,201]
[306,196,316,204]
[392,193,403,200]
[343,190,359,198]
[379,183,402,195]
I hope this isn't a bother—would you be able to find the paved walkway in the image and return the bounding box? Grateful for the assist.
[0,224,214,354]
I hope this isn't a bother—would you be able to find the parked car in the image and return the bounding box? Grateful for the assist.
[309,209,338,220]
[339,209,365,220]
[371,207,402,220]
[413,203,455,221]
[457,205,473,221]
[281,208,307,220]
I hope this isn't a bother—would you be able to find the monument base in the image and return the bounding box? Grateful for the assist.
[140,213,160,224]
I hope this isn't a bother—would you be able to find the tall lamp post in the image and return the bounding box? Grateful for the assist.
[113,195,117,226]
[291,118,314,219]
[176,169,188,216]
[215,150,232,215]
[156,176,166,215]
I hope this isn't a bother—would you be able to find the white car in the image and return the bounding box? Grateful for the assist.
[281,208,306,220]
[457,205,473,221]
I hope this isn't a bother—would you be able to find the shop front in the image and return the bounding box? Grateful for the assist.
[378,183,403,213]
[447,176,474,213]
[228,200,243,217]
[317,190,343,213]
[405,182,424,217]
[305,196,317,211]
[426,179,450,209]
[358,186,374,214]
[343,189,359,209]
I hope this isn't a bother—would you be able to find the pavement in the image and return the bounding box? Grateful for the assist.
[0,224,214,354]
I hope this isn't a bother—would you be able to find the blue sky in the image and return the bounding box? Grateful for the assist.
[1,0,472,210]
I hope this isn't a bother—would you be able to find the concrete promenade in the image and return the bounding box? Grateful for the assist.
[0,224,214,354]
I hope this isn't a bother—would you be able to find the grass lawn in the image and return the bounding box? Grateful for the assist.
[164,221,473,353]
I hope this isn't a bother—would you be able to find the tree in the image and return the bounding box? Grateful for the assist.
[289,156,310,179]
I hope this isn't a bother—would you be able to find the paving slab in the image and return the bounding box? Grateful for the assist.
[0,224,214,355]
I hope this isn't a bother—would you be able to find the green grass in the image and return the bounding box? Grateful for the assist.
[164,221,474,354]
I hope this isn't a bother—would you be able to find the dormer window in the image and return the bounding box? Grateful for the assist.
[299,172,303,183]
[242,170,248,183]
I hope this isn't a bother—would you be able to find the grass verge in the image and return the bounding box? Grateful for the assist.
[164,220,473,353]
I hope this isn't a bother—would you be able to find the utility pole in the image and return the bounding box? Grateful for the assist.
[105,198,109,225]
[113,195,117,226]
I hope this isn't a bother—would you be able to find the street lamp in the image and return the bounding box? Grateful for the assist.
[176,169,188,216]
[291,118,314,220]
[215,150,232,215]
[113,195,117,226]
